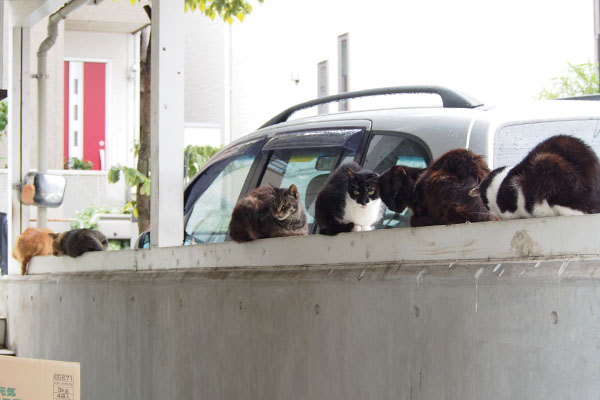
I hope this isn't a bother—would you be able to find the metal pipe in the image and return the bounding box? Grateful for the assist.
[35,0,89,228]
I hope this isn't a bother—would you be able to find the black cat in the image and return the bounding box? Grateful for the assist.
[378,165,424,215]
[229,184,308,242]
[53,228,108,257]
[470,135,600,219]
[379,149,495,226]
[315,162,384,235]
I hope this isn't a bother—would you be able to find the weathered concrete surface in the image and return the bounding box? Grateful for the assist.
[23,214,600,274]
[2,259,600,399]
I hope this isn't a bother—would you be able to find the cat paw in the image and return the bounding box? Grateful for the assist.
[351,225,362,232]
[363,226,374,231]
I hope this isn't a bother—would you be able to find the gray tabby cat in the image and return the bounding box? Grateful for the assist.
[229,184,308,242]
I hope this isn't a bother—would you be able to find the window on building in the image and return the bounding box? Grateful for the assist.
[317,61,329,114]
[338,33,349,111]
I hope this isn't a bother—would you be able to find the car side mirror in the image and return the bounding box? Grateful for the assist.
[136,230,150,249]
[20,172,66,208]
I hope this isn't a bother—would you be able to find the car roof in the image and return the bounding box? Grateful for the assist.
[199,91,600,182]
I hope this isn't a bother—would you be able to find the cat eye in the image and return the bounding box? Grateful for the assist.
[353,190,360,195]
[368,190,375,195]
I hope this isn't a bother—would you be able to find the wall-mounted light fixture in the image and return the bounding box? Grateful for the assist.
[290,72,300,84]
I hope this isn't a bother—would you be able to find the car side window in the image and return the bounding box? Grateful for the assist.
[363,133,430,229]
[259,147,355,229]
[363,134,429,173]
[184,141,262,244]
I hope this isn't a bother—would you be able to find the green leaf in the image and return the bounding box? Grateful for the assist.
[536,62,599,99]
[140,180,151,196]
[108,166,122,183]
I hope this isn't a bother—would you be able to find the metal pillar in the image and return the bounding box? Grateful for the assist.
[150,0,185,247]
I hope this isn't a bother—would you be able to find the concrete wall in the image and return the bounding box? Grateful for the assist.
[2,257,600,399]
[2,215,600,398]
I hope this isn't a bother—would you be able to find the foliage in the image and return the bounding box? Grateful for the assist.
[185,0,263,23]
[64,157,93,170]
[71,204,123,230]
[537,62,600,99]
[108,239,130,251]
[185,144,221,179]
[0,99,7,136]
[110,145,221,193]
[108,164,151,196]
[71,205,132,251]
[125,0,264,23]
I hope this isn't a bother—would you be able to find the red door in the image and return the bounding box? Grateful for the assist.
[64,61,106,170]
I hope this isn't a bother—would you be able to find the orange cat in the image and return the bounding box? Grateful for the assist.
[12,227,56,275]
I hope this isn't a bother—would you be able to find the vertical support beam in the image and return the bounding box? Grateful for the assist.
[150,0,184,247]
[596,0,600,91]
[0,0,4,90]
[223,24,231,146]
[36,45,48,228]
[7,27,32,274]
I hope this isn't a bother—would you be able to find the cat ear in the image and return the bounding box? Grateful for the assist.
[468,187,481,197]
[345,168,356,178]
[288,184,299,199]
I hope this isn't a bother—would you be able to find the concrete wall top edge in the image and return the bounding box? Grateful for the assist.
[17,213,600,276]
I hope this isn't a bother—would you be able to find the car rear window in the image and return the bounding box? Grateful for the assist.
[494,119,600,168]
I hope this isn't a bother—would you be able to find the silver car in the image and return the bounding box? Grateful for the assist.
[175,86,600,245]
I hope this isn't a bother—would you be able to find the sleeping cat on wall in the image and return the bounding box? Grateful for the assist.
[470,135,600,219]
[53,228,108,257]
[12,227,56,275]
[229,184,308,242]
[315,162,384,235]
[13,228,108,274]
[379,149,495,227]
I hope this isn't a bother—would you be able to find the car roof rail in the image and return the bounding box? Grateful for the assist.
[556,94,600,101]
[260,85,484,129]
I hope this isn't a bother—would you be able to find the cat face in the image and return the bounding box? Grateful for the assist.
[346,168,379,206]
[469,166,507,211]
[270,184,301,220]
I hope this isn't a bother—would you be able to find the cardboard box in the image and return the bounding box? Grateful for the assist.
[0,355,80,400]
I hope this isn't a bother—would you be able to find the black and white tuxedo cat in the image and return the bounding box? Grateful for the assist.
[315,162,384,235]
[470,135,600,219]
